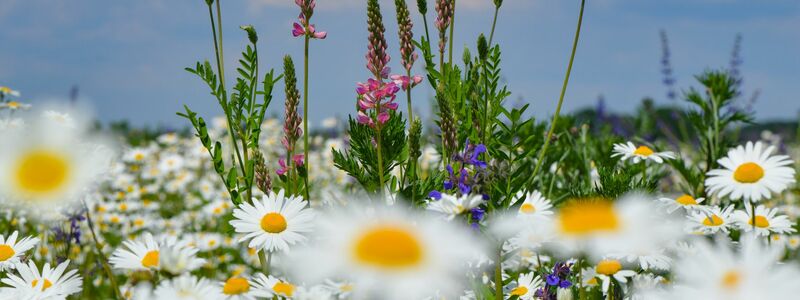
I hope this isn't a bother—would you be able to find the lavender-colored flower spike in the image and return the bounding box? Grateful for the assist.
[367,0,390,79]
[395,0,417,72]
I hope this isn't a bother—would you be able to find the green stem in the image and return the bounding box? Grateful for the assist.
[488,6,500,46]
[531,0,586,179]
[258,250,271,276]
[448,0,456,65]
[494,246,503,300]
[303,35,311,201]
[404,69,414,189]
[83,202,123,300]
[422,13,431,48]
[376,123,385,195]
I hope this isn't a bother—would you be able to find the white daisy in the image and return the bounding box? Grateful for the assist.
[657,194,710,214]
[220,276,257,300]
[732,203,796,237]
[646,235,800,299]
[512,190,554,219]
[426,193,484,220]
[705,141,796,202]
[612,142,675,163]
[549,194,682,260]
[288,202,487,300]
[507,272,543,300]
[154,274,223,300]
[0,86,21,97]
[0,260,82,299]
[686,205,735,235]
[158,237,206,275]
[110,233,161,271]
[250,274,296,299]
[0,111,113,217]
[0,101,32,110]
[230,189,314,253]
[0,231,39,271]
[593,259,636,296]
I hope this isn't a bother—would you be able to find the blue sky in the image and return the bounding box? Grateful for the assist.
[1,0,798,128]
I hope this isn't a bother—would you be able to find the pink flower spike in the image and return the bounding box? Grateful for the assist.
[412,75,423,85]
[313,31,327,39]
[385,102,399,110]
[292,23,305,37]
[357,111,374,126]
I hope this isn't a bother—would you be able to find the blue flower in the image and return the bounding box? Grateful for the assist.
[428,190,442,200]
[546,274,560,286]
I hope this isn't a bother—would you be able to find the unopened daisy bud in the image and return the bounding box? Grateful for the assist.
[205,0,214,6]
[395,0,416,72]
[240,25,258,44]
[252,150,272,194]
[477,34,489,60]
[417,0,428,15]
[367,0,390,79]
[494,0,503,8]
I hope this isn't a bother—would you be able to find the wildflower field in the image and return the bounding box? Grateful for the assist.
[2,0,800,299]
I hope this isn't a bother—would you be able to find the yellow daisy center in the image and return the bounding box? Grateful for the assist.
[733,162,764,183]
[586,277,599,285]
[702,215,724,226]
[260,213,288,233]
[353,225,424,269]
[557,200,619,236]
[721,270,741,289]
[633,146,654,156]
[596,259,622,276]
[31,279,53,291]
[519,203,536,214]
[272,282,295,297]
[676,194,697,205]
[8,101,20,109]
[340,284,354,292]
[134,153,145,161]
[748,215,770,228]
[0,245,16,261]
[222,277,250,295]
[141,250,159,268]
[14,150,71,195]
[510,286,528,296]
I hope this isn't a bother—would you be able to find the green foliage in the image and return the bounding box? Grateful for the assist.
[179,26,280,205]
[332,112,408,193]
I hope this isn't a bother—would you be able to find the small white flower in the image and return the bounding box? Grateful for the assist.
[732,203,796,236]
[705,141,795,202]
[426,193,484,220]
[612,142,675,163]
[0,231,39,271]
[229,189,314,253]
[507,272,543,300]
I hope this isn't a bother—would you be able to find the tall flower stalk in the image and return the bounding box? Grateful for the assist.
[279,55,304,196]
[416,0,431,45]
[292,0,326,200]
[435,0,454,72]
[393,0,422,186]
[530,0,587,180]
[358,0,399,193]
[488,0,503,46]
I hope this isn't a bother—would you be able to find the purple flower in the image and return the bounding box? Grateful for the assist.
[546,274,560,286]
[428,190,442,200]
[559,279,572,288]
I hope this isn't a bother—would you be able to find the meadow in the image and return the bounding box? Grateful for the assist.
[1,0,799,299]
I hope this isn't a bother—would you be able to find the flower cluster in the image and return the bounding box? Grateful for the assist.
[291,0,327,39]
[535,261,574,299]
[355,79,400,127]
